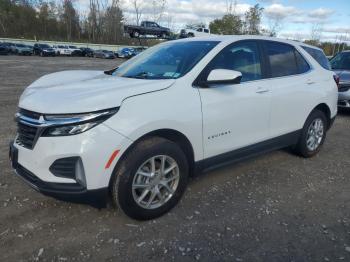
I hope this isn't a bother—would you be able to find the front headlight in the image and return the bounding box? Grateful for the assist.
[42,107,119,137]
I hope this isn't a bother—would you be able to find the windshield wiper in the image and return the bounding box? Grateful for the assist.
[104,67,118,75]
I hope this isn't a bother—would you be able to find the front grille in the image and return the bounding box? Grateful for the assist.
[49,157,78,179]
[16,122,38,149]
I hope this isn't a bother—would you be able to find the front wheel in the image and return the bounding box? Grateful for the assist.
[111,137,189,220]
[294,110,328,158]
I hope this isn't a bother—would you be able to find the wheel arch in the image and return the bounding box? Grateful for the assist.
[108,128,196,189]
[312,103,331,128]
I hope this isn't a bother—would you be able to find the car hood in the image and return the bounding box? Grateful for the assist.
[333,70,350,83]
[19,70,175,114]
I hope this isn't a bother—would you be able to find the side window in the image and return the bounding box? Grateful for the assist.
[266,42,299,77]
[330,52,350,70]
[295,51,310,74]
[301,46,330,70]
[207,41,262,82]
[204,29,209,33]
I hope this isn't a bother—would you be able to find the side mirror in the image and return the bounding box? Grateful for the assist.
[205,69,242,86]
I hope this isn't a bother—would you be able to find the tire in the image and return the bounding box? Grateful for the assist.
[187,33,194,37]
[40,51,43,57]
[132,31,140,38]
[111,137,189,220]
[294,110,328,158]
[161,32,167,39]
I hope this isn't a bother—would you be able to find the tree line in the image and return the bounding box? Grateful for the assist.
[0,0,128,44]
[0,0,348,54]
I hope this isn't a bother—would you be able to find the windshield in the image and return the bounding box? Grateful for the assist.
[16,44,26,47]
[113,41,219,79]
[330,52,350,70]
[39,44,50,48]
[69,46,77,48]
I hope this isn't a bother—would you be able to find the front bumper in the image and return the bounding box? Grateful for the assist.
[12,159,108,207]
[10,123,133,204]
[338,86,350,108]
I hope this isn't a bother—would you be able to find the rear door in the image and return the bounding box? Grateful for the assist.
[261,41,314,137]
[197,40,272,158]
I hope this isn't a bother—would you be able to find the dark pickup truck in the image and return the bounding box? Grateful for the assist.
[124,21,170,38]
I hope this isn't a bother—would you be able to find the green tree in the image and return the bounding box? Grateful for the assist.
[209,14,242,35]
[244,4,263,35]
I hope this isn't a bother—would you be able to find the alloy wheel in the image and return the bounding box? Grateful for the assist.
[306,118,324,151]
[132,155,180,209]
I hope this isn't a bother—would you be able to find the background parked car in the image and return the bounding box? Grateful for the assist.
[93,49,115,59]
[134,47,147,56]
[2,42,15,53]
[52,45,72,56]
[80,47,94,57]
[330,51,350,108]
[124,20,170,38]
[33,43,56,56]
[179,27,211,38]
[12,43,32,55]
[68,45,82,56]
[115,47,135,58]
[0,43,10,55]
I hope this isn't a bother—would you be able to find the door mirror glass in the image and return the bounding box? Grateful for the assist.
[206,69,242,86]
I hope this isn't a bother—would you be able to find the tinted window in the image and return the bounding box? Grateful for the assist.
[206,41,262,82]
[204,29,209,33]
[302,46,330,70]
[266,42,300,77]
[330,52,350,70]
[114,41,219,79]
[295,51,310,73]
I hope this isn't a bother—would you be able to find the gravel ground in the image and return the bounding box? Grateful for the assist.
[0,55,349,262]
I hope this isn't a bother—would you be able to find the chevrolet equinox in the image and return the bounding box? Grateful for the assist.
[9,36,338,220]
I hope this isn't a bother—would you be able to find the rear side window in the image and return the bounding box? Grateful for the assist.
[266,42,299,77]
[295,51,310,74]
[301,46,330,70]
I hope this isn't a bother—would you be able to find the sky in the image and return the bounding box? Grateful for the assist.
[79,0,350,42]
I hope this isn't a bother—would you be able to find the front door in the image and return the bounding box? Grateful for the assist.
[197,41,272,159]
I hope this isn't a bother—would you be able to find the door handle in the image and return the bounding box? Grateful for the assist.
[255,87,269,94]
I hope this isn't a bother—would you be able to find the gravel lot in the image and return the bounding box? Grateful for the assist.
[0,55,349,262]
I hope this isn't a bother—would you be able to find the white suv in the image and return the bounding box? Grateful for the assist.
[9,36,338,220]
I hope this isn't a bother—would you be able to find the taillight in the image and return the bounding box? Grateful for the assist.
[333,75,340,88]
